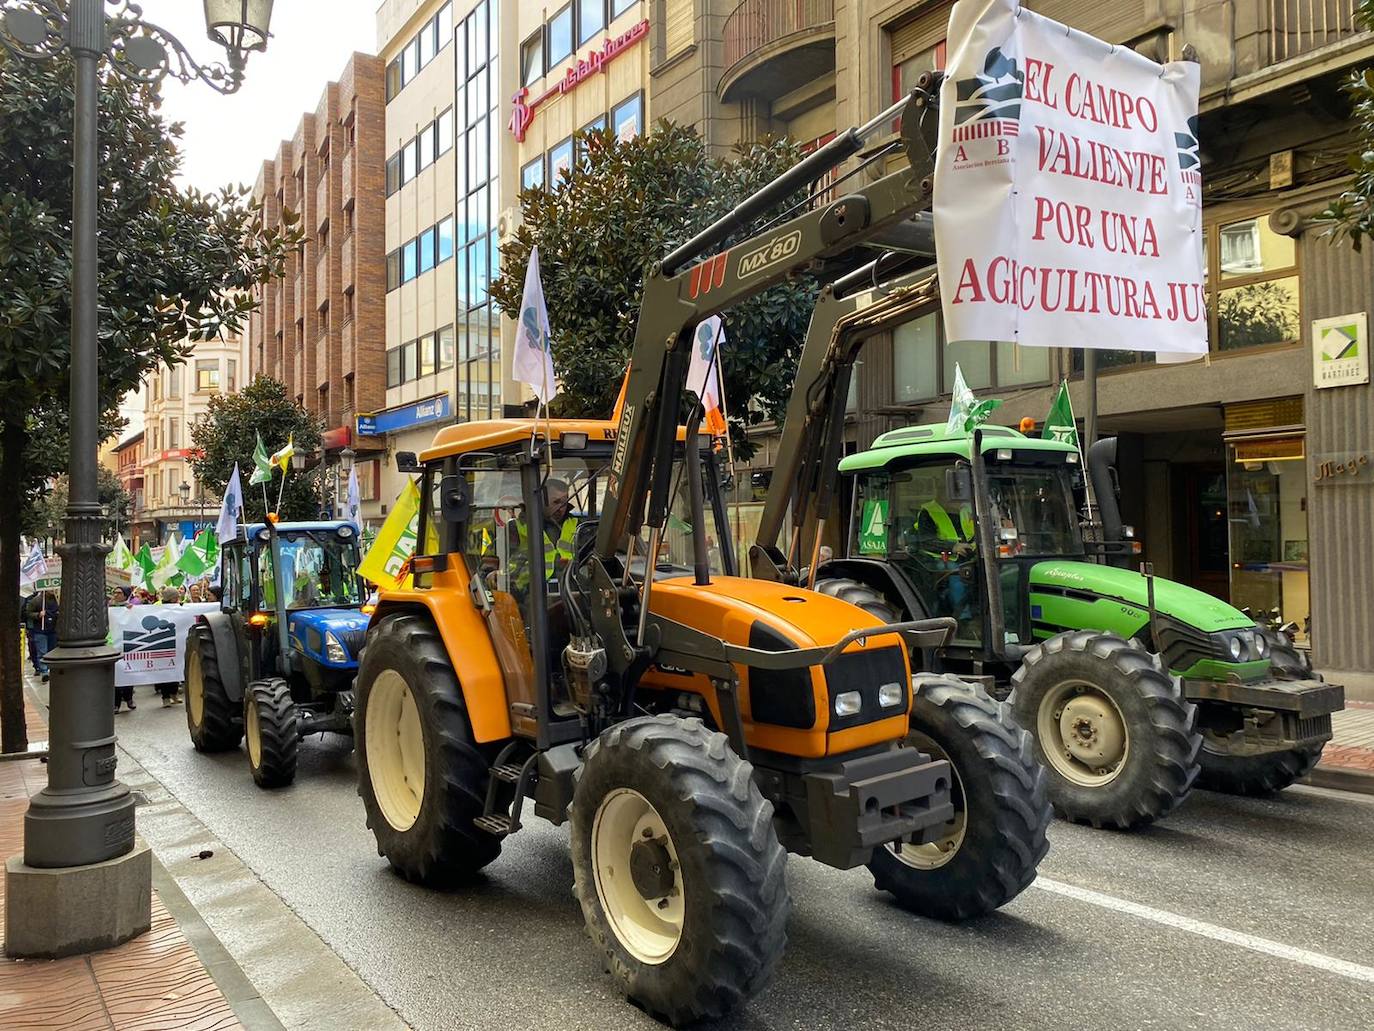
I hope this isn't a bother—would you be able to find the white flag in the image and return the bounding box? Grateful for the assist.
[20,542,48,586]
[688,317,728,434]
[512,246,560,404]
[108,535,134,572]
[346,466,362,533]
[216,463,243,544]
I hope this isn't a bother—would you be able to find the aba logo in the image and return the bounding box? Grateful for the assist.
[122,615,176,658]
[1174,115,1201,204]
[955,47,1024,126]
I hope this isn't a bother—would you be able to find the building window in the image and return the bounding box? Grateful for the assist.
[385,57,401,100]
[521,30,544,86]
[403,238,418,282]
[195,359,220,392]
[386,346,403,388]
[1209,214,1300,352]
[437,108,454,155]
[611,92,642,141]
[549,136,574,180]
[612,0,636,16]
[437,325,455,371]
[385,154,401,195]
[416,130,432,173]
[227,359,237,392]
[437,216,454,263]
[167,417,180,449]
[892,308,1051,402]
[418,227,436,274]
[419,332,437,378]
[580,0,605,45]
[521,156,545,191]
[402,339,418,382]
[387,249,400,291]
[437,2,453,47]
[548,5,573,66]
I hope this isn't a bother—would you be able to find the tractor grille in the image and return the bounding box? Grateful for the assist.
[338,628,368,660]
[1154,616,1217,674]
[1297,714,1333,743]
[746,622,815,729]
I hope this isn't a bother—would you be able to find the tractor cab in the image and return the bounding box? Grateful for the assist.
[838,425,1084,661]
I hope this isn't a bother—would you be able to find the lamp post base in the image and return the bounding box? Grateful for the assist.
[4,838,152,959]
[24,643,137,868]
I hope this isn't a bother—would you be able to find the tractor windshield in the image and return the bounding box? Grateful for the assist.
[983,466,1082,558]
[258,533,363,610]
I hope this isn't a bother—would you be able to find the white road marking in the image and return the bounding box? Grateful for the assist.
[1033,877,1374,986]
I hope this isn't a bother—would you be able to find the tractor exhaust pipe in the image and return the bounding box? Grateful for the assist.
[1087,437,1125,551]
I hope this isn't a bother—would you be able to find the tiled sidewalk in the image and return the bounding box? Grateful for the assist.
[0,687,243,1030]
[1309,700,1374,793]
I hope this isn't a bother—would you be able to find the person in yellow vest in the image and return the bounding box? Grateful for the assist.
[909,494,978,626]
[510,478,579,594]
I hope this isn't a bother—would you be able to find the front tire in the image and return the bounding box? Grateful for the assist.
[869,676,1051,920]
[571,716,789,1027]
[246,678,298,789]
[354,613,500,886]
[1197,742,1324,796]
[1011,631,1200,829]
[185,625,242,752]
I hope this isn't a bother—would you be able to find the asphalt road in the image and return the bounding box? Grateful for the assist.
[110,694,1374,1031]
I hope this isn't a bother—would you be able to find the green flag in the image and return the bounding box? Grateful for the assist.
[108,535,134,571]
[151,536,183,590]
[177,530,218,580]
[946,363,1002,435]
[249,431,274,486]
[1042,380,1078,448]
[134,543,156,590]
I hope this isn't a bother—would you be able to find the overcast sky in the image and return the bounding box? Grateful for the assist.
[135,1,379,193]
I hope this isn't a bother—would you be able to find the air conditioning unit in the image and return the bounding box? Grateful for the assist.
[497,207,519,244]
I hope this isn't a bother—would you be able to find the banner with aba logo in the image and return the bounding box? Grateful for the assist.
[107,603,217,687]
[933,0,1205,358]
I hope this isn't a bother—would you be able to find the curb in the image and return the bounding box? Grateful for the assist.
[1304,764,1374,797]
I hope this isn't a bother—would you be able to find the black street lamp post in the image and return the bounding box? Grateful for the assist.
[0,0,273,894]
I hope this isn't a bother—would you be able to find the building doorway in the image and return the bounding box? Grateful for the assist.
[1173,464,1230,601]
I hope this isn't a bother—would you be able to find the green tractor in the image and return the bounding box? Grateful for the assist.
[752,262,1343,829]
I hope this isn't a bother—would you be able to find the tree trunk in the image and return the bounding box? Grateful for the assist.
[0,420,29,754]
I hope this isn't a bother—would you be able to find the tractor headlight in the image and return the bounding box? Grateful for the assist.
[834,691,863,718]
[324,632,348,664]
[878,682,905,708]
[1255,634,1269,659]
[1228,635,1244,661]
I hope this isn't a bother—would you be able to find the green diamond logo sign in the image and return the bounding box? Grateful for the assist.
[1313,313,1369,389]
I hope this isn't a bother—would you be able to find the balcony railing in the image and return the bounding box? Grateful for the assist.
[723,0,834,71]
[1269,0,1361,64]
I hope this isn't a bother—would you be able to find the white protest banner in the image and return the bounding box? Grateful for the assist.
[934,0,1204,356]
[107,603,217,687]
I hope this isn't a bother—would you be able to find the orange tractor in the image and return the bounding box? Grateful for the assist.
[353,78,1040,1024]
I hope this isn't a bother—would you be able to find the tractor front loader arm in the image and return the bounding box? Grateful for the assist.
[591,78,944,671]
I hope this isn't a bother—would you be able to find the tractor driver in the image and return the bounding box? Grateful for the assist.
[509,478,580,595]
[904,476,979,632]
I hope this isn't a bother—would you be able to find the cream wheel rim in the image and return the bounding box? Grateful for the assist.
[186,645,204,728]
[893,731,966,869]
[245,694,262,768]
[591,788,684,965]
[366,670,426,832]
[1037,679,1129,787]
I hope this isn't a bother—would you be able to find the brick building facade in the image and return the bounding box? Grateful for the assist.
[246,52,387,522]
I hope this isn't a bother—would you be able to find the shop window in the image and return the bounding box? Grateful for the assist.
[612,92,643,141]
[522,155,545,190]
[1206,214,1300,352]
[580,0,605,45]
[1227,437,1310,643]
[548,5,574,66]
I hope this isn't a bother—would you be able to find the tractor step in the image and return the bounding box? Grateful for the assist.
[491,763,524,784]
[474,814,513,837]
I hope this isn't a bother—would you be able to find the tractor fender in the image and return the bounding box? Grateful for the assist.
[816,558,928,620]
[196,610,247,706]
[370,573,513,744]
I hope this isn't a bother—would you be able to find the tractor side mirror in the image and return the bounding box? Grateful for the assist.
[395,451,421,473]
[440,473,471,524]
[946,465,973,502]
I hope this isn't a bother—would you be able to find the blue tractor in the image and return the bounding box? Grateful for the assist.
[183,520,368,788]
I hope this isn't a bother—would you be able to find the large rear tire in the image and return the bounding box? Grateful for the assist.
[354,613,500,886]
[571,715,789,1027]
[869,675,1051,920]
[185,625,242,753]
[813,577,899,622]
[1011,631,1200,829]
[245,678,298,789]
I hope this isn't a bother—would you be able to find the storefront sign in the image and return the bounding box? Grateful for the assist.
[934,0,1205,356]
[321,425,352,450]
[1314,452,1371,484]
[508,19,650,142]
[356,394,452,438]
[1312,312,1369,389]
